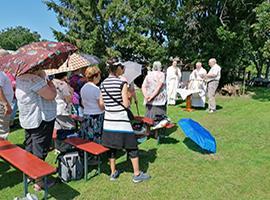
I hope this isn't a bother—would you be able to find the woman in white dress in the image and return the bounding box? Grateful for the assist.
[166,58,181,105]
[188,62,207,107]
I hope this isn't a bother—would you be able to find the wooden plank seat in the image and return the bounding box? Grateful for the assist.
[153,123,176,144]
[0,139,56,199]
[65,138,109,180]
[134,116,154,137]
[134,116,176,144]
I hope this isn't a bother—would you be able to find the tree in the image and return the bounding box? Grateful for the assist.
[0,26,41,50]
[45,0,107,58]
[45,0,267,84]
[252,1,270,78]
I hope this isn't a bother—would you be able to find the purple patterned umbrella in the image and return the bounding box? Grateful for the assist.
[0,41,77,76]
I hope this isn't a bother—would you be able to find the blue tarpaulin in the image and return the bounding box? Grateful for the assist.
[178,118,216,153]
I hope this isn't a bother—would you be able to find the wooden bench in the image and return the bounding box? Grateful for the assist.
[0,139,56,199]
[134,116,154,136]
[65,138,109,180]
[153,123,176,144]
[134,116,176,144]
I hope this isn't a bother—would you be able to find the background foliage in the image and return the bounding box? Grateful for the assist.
[0,1,269,84]
[0,26,40,50]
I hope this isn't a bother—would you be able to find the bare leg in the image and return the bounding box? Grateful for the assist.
[130,157,140,176]
[109,158,116,175]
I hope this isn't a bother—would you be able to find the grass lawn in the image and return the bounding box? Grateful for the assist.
[1,87,270,200]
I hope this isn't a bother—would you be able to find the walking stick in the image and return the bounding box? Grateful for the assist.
[135,100,140,116]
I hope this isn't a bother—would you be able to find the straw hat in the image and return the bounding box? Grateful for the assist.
[0,49,9,57]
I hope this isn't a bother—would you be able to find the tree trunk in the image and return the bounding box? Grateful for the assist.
[265,61,270,79]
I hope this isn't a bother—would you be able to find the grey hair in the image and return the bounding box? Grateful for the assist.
[152,61,162,71]
[209,58,217,65]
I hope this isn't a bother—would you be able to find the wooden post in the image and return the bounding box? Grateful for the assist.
[184,94,193,112]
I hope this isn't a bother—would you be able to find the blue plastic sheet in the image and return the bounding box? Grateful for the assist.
[178,118,216,153]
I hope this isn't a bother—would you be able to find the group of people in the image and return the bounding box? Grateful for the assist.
[0,54,151,190]
[142,57,221,116]
[0,49,221,189]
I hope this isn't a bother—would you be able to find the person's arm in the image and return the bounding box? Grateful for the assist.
[98,94,105,111]
[141,76,149,99]
[206,67,219,79]
[121,83,130,108]
[148,73,164,102]
[37,80,57,100]
[63,84,73,104]
[0,87,12,115]
[148,80,163,102]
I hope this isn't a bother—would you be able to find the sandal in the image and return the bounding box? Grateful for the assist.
[33,179,55,192]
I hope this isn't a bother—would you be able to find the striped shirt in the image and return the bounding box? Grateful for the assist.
[101,76,133,133]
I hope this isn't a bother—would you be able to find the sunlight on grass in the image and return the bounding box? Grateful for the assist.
[1,88,270,199]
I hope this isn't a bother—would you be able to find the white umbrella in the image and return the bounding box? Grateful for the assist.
[122,61,142,84]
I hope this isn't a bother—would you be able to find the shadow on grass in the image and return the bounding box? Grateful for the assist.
[183,138,212,154]
[248,87,270,102]
[159,126,180,145]
[177,103,223,111]
[101,148,157,175]
[0,161,80,199]
[10,118,22,133]
[0,161,22,190]
[49,179,81,200]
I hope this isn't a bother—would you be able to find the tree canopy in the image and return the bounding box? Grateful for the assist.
[0,26,41,50]
[45,0,270,83]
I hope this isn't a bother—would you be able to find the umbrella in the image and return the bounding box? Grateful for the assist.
[122,61,142,84]
[178,118,216,153]
[0,41,77,76]
[45,53,101,75]
[0,49,10,57]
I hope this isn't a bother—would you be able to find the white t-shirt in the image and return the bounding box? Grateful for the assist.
[80,82,103,115]
[0,72,14,105]
[16,74,56,129]
[53,79,72,116]
[208,64,221,81]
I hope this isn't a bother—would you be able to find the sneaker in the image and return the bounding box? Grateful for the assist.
[132,172,151,183]
[137,136,147,144]
[208,109,216,113]
[110,170,121,181]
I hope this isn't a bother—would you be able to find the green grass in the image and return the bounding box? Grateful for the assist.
[1,88,270,200]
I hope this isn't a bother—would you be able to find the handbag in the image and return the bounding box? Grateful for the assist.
[102,85,134,121]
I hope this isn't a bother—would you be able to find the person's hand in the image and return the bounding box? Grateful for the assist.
[203,75,207,80]
[47,80,55,88]
[4,103,12,116]
[146,96,152,102]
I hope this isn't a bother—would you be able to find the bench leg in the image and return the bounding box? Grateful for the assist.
[43,176,48,200]
[23,173,28,197]
[98,156,101,175]
[84,151,88,181]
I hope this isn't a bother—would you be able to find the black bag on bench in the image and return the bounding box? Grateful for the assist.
[55,129,78,153]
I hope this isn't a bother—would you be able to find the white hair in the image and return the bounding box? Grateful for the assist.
[209,58,217,65]
[152,61,162,71]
